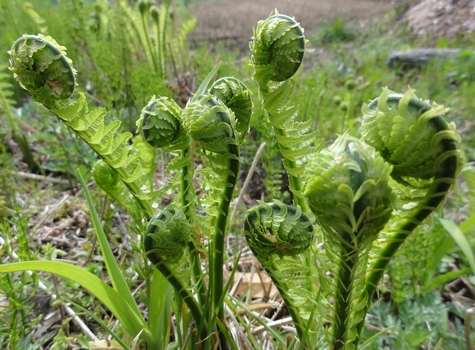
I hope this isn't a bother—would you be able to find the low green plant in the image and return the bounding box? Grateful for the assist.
[1,12,466,350]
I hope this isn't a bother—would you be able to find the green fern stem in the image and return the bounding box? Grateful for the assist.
[151,0,170,79]
[146,245,206,339]
[211,142,239,334]
[269,261,307,339]
[353,90,460,344]
[332,243,360,349]
[275,126,309,212]
[181,92,241,348]
[180,147,207,307]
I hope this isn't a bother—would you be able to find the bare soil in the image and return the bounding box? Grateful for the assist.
[188,0,421,48]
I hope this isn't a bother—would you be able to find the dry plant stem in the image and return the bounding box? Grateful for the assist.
[465,307,475,350]
[230,141,266,223]
[252,316,294,335]
[14,171,71,185]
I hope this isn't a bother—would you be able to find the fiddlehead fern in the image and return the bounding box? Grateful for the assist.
[145,208,192,265]
[137,94,206,314]
[354,88,461,342]
[144,208,205,334]
[182,93,237,154]
[9,34,156,216]
[9,34,76,108]
[182,92,240,345]
[137,95,186,149]
[304,135,395,349]
[244,200,315,342]
[209,77,253,142]
[250,14,305,89]
[250,12,315,213]
[245,201,314,259]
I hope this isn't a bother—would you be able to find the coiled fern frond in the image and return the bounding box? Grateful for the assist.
[137,95,188,150]
[250,12,316,211]
[354,88,462,345]
[9,34,76,108]
[9,34,157,215]
[250,13,305,89]
[144,208,192,265]
[304,134,395,348]
[209,77,253,142]
[245,201,314,259]
[244,200,316,342]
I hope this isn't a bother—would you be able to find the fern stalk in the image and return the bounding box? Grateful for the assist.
[211,142,239,324]
[353,89,461,345]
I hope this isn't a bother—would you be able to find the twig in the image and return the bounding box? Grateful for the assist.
[252,316,295,335]
[466,307,474,350]
[230,142,266,223]
[14,171,71,185]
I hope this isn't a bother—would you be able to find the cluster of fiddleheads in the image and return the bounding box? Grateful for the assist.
[8,13,462,350]
[136,70,252,347]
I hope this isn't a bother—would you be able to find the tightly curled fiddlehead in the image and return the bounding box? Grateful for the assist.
[143,208,206,335]
[209,77,253,142]
[182,93,238,154]
[9,34,76,108]
[144,208,191,265]
[304,135,395,349]
[250,12,315,212]
[250,13,306,88]
[137,95,188,149]
[244,200,315,341]
[244,201,314,260]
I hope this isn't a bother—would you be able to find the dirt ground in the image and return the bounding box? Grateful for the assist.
[188,0,421,48]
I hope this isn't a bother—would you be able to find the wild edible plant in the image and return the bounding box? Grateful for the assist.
[2,11,462,350]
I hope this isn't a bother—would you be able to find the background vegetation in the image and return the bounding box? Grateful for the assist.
[0,0,474,349]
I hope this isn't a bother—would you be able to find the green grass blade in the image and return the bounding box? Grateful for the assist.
[0,261,150,342]
[148,269,173,350]
[439,218,475,275]
[77,169,143,322]
[67,300,130,349]
[359,326,394,350]
[421,267,472,293]
[191,63,222,102]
